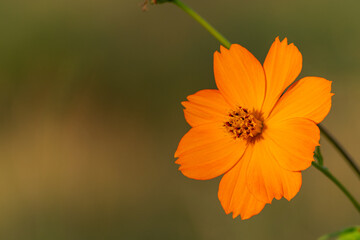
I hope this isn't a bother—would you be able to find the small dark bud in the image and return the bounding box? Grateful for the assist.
[152,0,174,3]
[141,0,172,11]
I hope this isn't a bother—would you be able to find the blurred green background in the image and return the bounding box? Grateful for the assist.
[0,0,358,239]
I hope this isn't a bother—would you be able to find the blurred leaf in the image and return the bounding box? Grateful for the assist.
[319,226,360,240]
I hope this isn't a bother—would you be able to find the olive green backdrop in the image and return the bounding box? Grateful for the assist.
[0,0,358,239]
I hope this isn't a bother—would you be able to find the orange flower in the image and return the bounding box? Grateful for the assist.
[175,37,333,220]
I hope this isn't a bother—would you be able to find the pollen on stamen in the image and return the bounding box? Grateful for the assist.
[223,107,263,140]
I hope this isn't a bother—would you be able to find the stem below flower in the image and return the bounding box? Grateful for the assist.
[318,124,360,179]
[312,161,360,213]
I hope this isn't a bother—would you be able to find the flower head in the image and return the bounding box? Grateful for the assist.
[175,37,333,220]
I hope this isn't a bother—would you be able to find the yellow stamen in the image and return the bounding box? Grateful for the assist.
[223,107,263,140]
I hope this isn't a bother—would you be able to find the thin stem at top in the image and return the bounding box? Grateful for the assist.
[171,0,231,48]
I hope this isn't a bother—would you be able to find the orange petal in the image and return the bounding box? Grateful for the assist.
[268,77,333,124]
[213,44,265,111]
[263,118,320,171]
[245,141,302,203]
[175,122,247,180]
[262,37,302,118]
[182,89,231,127]
[218,149,266,220]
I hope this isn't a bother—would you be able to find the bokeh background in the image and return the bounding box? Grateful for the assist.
[0,0,359,239]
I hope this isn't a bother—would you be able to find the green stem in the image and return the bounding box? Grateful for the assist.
[318,124,360,179]
[312,161,360,213]
[171,0,231,48]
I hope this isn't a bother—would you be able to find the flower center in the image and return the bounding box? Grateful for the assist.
[223,107,263,140]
